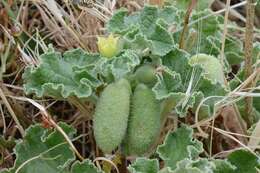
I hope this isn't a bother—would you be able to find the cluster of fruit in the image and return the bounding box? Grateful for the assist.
[93,65,160,156]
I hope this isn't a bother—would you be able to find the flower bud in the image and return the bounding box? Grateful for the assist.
[97,34,120,58]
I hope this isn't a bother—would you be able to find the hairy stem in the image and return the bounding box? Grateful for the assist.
[244,0,255,126]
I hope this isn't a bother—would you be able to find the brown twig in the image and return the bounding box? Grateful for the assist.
[149,0,164,7]
[220,0,231,67]
[179,0,197,49]
[244,0,255,126]
[0,85,25,136]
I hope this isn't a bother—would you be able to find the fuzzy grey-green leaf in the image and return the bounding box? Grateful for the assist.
[23,49,102,99]
[157,126,203,170]
[128,158,159,173]
[0,123,76,173]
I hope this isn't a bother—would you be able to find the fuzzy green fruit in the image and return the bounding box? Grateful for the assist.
[135,65,157,86]
[125,84,161,155]
[93,79,131,153]
[189,54,225,84]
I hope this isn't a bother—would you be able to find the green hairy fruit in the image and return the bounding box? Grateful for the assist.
[93,79,131,153]
[189,54,225,85]
[125,84,161,155]
[135,65,157,86]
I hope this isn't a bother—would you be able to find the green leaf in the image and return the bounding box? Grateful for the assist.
[153,69,183,100]
[128,158,159,173]
[186,10,222,56]
[149,21,174,56]
[157,126,203,170]
[158,48,197,116]
[227,150,260,173]
[174,93,196,117]
[23,49,102,99]
[160,48,227,117]
[170,0,214,11]
[158,167,174,173]
[187,10,244,69]
[124,33,152,54]
[108,6,175,56]
[206,35,244,66]
[161,48,191,89]
[110,50,140,80]
[100,50,140,81]
[253,97,260,113]
[172,159,214,173]
[253,42,260,64]
[0,123,103,173]
[158,6,183,25]
[213,159,236,173]
[107,9,138,34]
[191,92,211,119]
[71,160,102,173]
[1,123,76,173]
[192,10,222,36]
[236,99,260,123]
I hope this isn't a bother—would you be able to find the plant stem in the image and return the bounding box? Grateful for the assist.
[244,0,255,126]
[179,0,197,49]
[220,0,231,67]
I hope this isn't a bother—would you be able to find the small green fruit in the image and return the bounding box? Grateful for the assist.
[93,79,131,153]
[135,65,157,86]
[125,84,161,155]
[189,54,225,84]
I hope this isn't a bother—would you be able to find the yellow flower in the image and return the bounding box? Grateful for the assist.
[97,34,120,58]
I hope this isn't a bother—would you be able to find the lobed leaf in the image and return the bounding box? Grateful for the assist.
[128,158,159,173]
[0,123,102,173]
[213,159,236,173]
[107,6,176,56]
[157,126,203,170]
[23,49,102,99]
[71,160,103,173]
[100,50,140,82]
[172,159,214,173]
[227,150,260,173]
[159,47,227,117]
[170,0,215,11]
[1,123,75,173]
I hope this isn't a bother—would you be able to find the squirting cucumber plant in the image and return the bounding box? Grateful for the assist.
[3,0,260,172]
